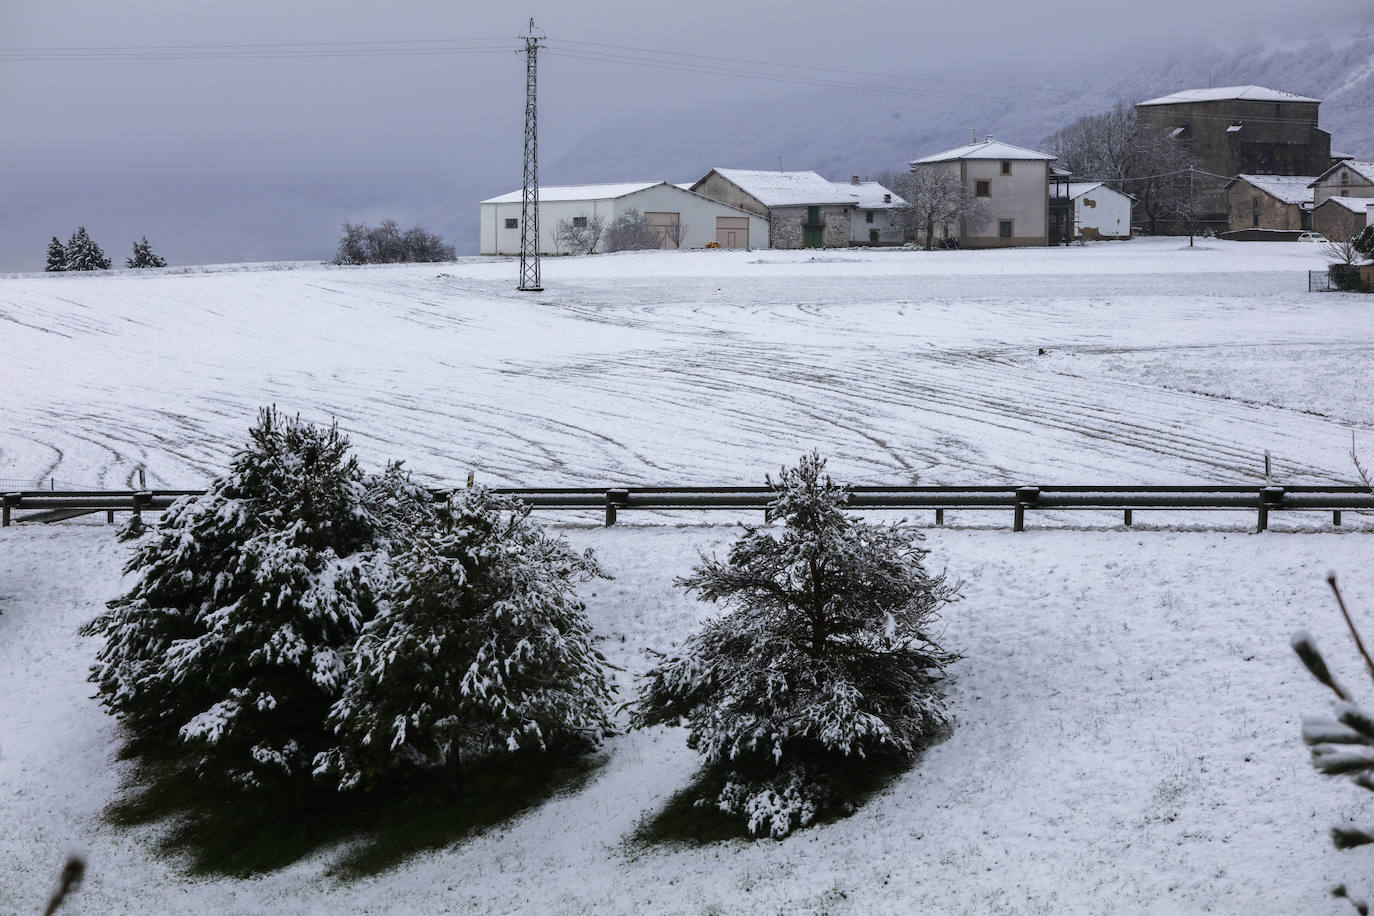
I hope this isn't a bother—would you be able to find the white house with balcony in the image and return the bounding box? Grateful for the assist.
[479,181,768,255]
[910,139,1056,248]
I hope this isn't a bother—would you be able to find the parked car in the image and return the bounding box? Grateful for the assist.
[1297,232,1328,243]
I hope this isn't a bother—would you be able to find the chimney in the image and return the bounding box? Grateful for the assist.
[851,175,861,184]
[883,193,892,203]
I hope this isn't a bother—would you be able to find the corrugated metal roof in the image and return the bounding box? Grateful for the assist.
[1231,174,1317,205]
[708,169,860,206]
[480,181,661,204]
[912,139,1056,164]
[1137,85,1320,106]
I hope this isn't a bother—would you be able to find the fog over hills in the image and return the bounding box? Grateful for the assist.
[549,32,1374,189]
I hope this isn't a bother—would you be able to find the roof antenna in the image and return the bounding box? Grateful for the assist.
[970,127,977,143]
[777,155,784,173]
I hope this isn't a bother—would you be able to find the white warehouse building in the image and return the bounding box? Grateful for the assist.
[479,181,769,255]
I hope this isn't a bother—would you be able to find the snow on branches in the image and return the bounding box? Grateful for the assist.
[631,451,959,838]
[83,409,611,798]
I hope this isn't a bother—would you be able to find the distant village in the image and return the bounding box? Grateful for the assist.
[480,85,1373,254]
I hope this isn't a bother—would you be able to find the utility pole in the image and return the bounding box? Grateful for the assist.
[518,18,544,292]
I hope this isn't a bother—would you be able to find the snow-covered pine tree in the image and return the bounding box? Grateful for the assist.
[631,451,959,838]
[64,227,111,271]
[317,486,612,791]
[45,236,67,271]
[125,236,167,269]
[1293,574,1374,912]
[82,409,428,792]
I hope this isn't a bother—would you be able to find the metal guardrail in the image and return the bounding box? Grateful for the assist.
[3,485,1372,532]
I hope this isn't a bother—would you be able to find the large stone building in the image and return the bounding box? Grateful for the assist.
[910,139,1055,248]
[1135,85,1333,229]
[690,169,859,249]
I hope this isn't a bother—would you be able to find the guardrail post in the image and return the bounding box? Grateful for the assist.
[132,491,151,523]
[1258,486,1284,533]
[1334,510,1342,527]
[1014,487,1039,532]
[605,489,628,527]
[107,510,115,524]
[935,508,944,527]
[1,493,17,527]
[1124,508,1133,527]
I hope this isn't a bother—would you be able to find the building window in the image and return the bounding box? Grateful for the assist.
[572,216,588,228]
[1000,161,1012,175]
[869,229,880,243]
[504,218,518,229]
[865,211,874,224]
[1252,197,1260,228]
[976,180,991,198]
[999,220,1013,239]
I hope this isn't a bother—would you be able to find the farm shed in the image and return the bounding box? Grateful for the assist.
[1052,182,1134,240]
[479,181,768,255]
[1225,175,1315,232]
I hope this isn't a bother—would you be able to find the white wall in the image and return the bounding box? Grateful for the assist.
[850,208,901,244]
[959,159,1049,247]
[1073,187,1132,240]
[480,184,769,255]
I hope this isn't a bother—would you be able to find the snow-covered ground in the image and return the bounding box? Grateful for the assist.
[4,239,1374,914]
[4,522,1374,914]
[0,239,1368,489]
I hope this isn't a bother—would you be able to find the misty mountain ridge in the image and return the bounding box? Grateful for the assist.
[548,31,1374,189]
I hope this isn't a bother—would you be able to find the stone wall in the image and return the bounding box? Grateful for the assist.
[1314,202,1368,241]
[1226,180,1304,232]
[769,205,853,249]
[689,173,768,217]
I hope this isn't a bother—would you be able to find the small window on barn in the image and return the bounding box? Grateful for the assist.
[504,218,518,229]
[976,180,991,198]
[1252,197,1260,228]
[998,219,1013,238]
[572,216,588,228]
[869,229,880,243]
[865,211,874,223]
[1000,161,1012,175]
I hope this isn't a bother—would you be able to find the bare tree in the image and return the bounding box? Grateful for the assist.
[660,216,689,250]
[878,169,990,250]
[554,212,606,255]
[1042,102,1200,235]
[1324,234,1362,266]
[606,207,660,252]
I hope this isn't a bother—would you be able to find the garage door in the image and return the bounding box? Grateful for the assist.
[716,216,749,249]
[644,211,680,250]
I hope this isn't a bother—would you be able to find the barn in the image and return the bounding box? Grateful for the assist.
[1052,182,1134,240]
[479,181,769,256]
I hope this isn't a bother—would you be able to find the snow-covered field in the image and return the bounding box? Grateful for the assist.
[0,239,1369,489]
[4,239,1374,914]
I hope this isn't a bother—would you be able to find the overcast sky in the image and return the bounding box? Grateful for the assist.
[4,0,1372,269]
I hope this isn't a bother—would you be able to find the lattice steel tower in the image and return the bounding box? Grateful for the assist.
[517,18,544,292]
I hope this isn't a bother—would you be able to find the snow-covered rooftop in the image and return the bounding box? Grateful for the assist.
[839,180,906,209]
[1317,195,1374,214]
[480,181,661,205]
[1137,85,1320,106]
[708,169,863,207]
[912,139,1056,165]
[1050,181,1134,202]
[1230,174,1317,205]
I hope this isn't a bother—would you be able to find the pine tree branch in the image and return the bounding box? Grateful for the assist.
[1330,574,1374,684]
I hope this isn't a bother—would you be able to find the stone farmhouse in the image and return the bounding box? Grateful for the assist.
[1224,174,1316,233]
[690,169,862,249]
[842,177,907,246]
[1135,85,1333,230]
[1308,161,1374,240]
[478,181,768,255]
[911,139,1055,248]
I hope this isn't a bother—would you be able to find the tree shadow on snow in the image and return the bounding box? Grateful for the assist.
[626,746,934,848]
[104,738,607,878]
